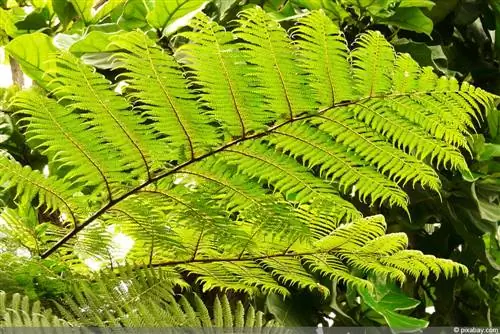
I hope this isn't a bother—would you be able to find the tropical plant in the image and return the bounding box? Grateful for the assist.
[1,3,498,329]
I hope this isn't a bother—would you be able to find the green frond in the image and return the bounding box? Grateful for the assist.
[13,90,124,199]
[269,122,408,207]
[351,100,468,170]
[111,31,218,160]
[235,7,313,119]
[223,141,347,204]
[313,109,442,191]
[294,10,353,105]
[304,254,373,290]
[0,153,80,223]
[0,291,67,327]
[260,256,327,295]
[352,31,395,97]
[57,265,277,327]
[177,13,272,135]
[48,52,160,180]
[3,8,492,306]
[379,250,468,280]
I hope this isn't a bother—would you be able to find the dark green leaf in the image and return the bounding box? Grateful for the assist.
[398,0,435,9]
[359,284,428,330]
[52,0,77,28]
[426,0,458,23]
[394,39,449,73]
[377,7,433,35]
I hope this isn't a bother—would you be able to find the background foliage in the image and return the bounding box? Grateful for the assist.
[0,0,498,328]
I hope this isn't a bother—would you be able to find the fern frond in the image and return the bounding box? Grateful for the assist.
[351,31,395,97]
[0,291,66,327]
[177,13,272,136]
[313,110,441,191]
[49,52,159,181]
[0,154,79,223]
[235,7,312,119]
[4,8,493,301]
[13,90,124,199]
[111,31,218,160]
[269,122,408,207]
[57,267,275,327]
[293,10,353,105]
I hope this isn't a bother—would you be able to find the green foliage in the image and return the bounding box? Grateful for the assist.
[55,266,277,327]
[1,1,499,328]
[0,290,66,327]
[358,281,428,330]
[1,8,486,302]
[245,0,435,35]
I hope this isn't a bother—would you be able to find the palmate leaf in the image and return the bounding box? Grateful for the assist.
[4,7,495,300]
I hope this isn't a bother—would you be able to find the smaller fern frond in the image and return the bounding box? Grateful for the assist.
[57,267,275,327]
[0,291,67,327]
[0,154,79,223]
[13,90,124,199]
[294,10,353,105]
[269,122,408,207]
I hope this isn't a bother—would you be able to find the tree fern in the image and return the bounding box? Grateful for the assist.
[2,8,494,298]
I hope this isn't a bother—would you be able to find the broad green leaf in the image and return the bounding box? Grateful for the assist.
[52,0,77,28]
[477,143,500,161]
[92,0,126,23]
[5,33,57,89]
[426,0,458,23]
[399,0,435,9]
[15,8,51,31]
[359,286,428,330]
[262,0,296,20]
[0,8,18,38]
[394,39,451,74]
[70,0,94,24]
[487,107,500,143]
[69,31,121,55]
[53,33,81,50]
[117,0,151,30]
[483,233,500,269]
[471,182,500,223]
[146,0,208,34]
[377,7,433,35]
[292,0,349,21]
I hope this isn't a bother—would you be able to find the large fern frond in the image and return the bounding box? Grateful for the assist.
[3,7,493,298]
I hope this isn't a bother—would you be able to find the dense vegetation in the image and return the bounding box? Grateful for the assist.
[0,0,498,328]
